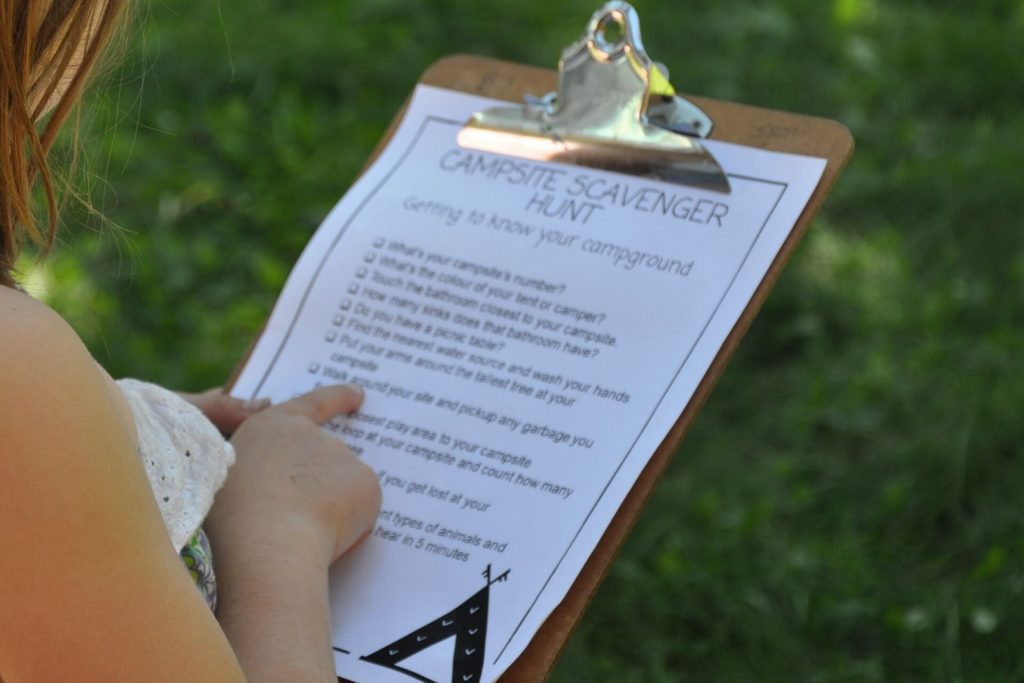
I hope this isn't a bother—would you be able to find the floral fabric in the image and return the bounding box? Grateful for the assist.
[180,527,217,611]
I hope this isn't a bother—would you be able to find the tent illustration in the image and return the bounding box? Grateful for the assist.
[359,565,510,683]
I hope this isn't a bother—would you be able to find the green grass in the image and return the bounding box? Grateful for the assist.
[28,0,1024,680]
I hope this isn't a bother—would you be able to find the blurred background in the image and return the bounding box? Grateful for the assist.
[26,0,1024,680]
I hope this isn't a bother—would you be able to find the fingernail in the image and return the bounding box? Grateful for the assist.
[349,384,365,399]
[242,398,272,413]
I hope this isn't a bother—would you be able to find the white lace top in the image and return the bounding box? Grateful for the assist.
[116,379,236,551]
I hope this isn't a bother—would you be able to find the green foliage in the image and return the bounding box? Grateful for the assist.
[29,0,1024,679]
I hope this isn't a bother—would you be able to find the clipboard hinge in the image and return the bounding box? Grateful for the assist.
[458,1,730,194]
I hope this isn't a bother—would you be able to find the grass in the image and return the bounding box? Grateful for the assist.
[28,0,1024,680]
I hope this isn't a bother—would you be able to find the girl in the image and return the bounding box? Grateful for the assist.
[0,2,381,680]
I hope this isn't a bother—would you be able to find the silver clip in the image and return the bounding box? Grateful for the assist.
[458,1,730,194]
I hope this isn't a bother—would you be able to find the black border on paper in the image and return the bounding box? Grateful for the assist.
[243,115,789,669]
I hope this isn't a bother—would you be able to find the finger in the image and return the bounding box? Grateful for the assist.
[206,393,272,433]
[279,384,364,424]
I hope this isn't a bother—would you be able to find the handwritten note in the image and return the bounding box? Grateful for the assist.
[231,85,826,683]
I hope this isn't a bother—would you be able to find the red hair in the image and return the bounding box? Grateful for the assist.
[0,0,128,287]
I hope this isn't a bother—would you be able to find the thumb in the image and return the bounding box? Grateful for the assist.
[180,387,271,435]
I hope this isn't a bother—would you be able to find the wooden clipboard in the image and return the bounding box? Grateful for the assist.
[393,54,852,682]
[229,51,852,683]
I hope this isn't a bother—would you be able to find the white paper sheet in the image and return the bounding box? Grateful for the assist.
[231,85,826,683]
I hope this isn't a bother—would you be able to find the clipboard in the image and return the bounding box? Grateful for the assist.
[229,3,852,680]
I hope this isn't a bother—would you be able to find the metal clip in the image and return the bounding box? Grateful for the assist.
[458,1,730,193]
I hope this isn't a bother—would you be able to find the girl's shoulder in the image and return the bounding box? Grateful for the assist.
[0,287,237,678]
[0,284,78,354]
[0,287,129,435]
[2,285,130,392]
[0,284,138,481]
[0,285,91,364]
[0,284,137,500]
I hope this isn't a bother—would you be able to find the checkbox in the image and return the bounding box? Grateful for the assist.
[356,267,368,279]
[364,252,377,264]
[340,299,352,311]
[307,362,321,374]
[347,284,360,295]
[325,330,337,342]
[372,237,385,248]
[332,314,345,327]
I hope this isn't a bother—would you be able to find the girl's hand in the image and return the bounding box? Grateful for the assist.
[178,387,271,435]
[207,384,381,565]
